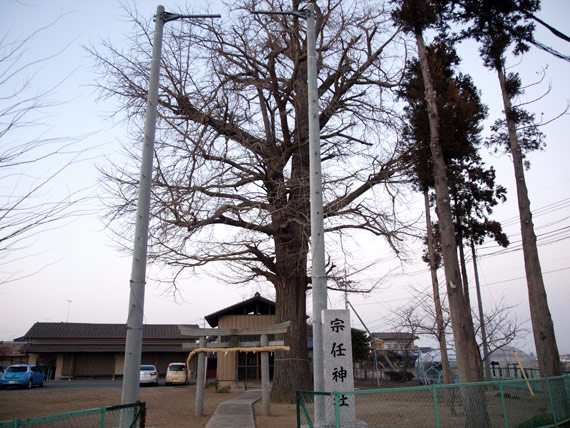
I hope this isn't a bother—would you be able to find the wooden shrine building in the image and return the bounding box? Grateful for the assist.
[203,292,277,389]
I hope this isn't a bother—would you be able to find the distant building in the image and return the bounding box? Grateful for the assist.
[18,322,197,379]
[371,332,419,350]
[0,341,27,367]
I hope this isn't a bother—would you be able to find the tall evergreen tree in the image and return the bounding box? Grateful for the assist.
[393,3,491,425]
[400,36,509,380]
[450,0,561,377]
[447,157,509,305]
[398,38,487,386]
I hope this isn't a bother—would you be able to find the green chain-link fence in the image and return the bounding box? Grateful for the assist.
[0,402,145,428]
[297,375,570,428]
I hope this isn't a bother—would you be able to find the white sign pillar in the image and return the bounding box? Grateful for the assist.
[322,309,368,428]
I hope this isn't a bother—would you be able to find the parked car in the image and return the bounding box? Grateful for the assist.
[0,364,45,389]
[139,365,159,386]
[165,362,188,385]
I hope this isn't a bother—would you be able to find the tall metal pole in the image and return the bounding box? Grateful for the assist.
[250,4,326,408]
[121,5,166,407]
[119,9,220,411]
[307,2,327,423]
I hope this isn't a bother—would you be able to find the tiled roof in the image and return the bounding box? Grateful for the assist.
[22,343,188,353]
[205,293,276,327]
[22,323,198,340]
[0,341,26,356]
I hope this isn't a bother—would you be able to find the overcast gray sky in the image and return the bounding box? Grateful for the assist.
[1,0,568,358]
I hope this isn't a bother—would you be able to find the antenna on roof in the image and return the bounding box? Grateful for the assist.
[65,300,72,323]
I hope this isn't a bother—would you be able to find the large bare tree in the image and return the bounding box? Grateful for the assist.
[92,0,411,401]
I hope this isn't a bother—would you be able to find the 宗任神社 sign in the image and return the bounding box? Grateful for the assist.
[322,309,367,427]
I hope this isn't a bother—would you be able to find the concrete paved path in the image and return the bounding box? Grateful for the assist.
[204,390,261,428]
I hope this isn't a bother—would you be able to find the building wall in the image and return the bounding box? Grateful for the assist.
[55,354,64,379]
[216,315,275,387]
[30,351,188,380]
[115,353,124,377]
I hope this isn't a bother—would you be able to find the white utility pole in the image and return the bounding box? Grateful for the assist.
[121,5,165,408]
[306,0,328,412]
[121,5,220,412]
[251,3,326,422]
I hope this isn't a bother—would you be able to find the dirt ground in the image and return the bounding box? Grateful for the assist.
[0,383,295,428]
[5,380,562,428]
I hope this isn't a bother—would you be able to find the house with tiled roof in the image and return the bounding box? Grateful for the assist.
[19,322,197,380]
[0,341,27,367]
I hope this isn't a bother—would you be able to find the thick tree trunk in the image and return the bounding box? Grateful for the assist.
[270,73,313,401]
[269,195,312,402]
[495,65,561,377]
[415,30,489,427]
[269,187,313,402]
[271,270,313,402]
[424,191,452,385]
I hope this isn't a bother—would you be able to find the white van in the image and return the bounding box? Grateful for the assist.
[165,362,188,385]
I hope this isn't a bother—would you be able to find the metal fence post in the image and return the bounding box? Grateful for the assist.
[140,401,146,428]
[545,377,558,425]
[100,406,106,428]
[431,385,441,428]
[296,391,301,428]
[499,380,510,428]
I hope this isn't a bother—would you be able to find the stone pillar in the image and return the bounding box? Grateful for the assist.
[322,309,368,427]
[195,336,206,416]
[261,333,270,416]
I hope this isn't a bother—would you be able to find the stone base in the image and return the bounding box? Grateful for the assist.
[302,419,369,428]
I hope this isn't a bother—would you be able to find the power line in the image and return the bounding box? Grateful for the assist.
[481,266,570,287]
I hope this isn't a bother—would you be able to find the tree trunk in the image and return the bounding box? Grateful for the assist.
[270,208,312,402]
[270,105,313,401]
[495,65,561,377]
[456,231,473,314]
[472,241,491,380]
[271,271,313,402]
[424,190,452,385]
[415,30,489,428]
[269,197,313,402]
